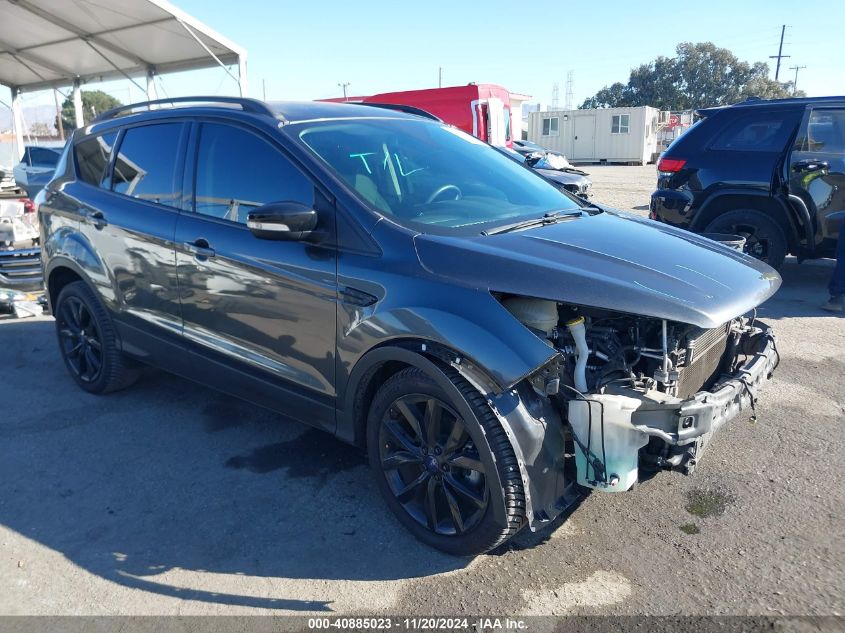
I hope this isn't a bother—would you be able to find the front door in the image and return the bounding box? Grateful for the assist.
[174,121,337,430]
[790,106,845,247]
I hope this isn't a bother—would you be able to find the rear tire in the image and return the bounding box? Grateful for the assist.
[705,209,788,269]
[367,366,525,555]
[54,281,138,394]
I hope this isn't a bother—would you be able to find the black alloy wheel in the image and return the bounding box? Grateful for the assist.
[367,366,526,555]
[705,209,788,269]
[57,295,103,384]
[378,394,488,536]
[53,281,139,394]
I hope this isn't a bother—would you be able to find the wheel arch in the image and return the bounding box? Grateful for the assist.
[691,191,800,251]
[338,340,501,448]
[45,259,92,312]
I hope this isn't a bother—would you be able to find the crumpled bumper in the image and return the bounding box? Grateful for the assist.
[627,324,779,474]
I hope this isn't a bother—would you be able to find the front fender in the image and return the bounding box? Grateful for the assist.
[338,290,558,400]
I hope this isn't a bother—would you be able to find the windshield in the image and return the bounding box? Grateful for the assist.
[294,119,580,233]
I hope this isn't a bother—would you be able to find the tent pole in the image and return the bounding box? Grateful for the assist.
[146,67,158,101]
[11,87,25,161]
[238,54,248,97]
[72,78,84,128]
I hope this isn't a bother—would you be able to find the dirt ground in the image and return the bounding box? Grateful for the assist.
[585,164,658,213]
[1,166,843,619]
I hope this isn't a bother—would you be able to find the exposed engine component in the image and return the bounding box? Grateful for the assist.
[499,294,766,494]
[501,296,558,337]
[565,316,589,393]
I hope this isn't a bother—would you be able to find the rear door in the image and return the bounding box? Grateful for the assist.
[74,122,188,357]
[174,121,337,430]
[16,146,60,195]
[789,105,845,243]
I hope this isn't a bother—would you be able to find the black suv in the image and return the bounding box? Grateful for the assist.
[39,97,780,555]
[651,96,845,269]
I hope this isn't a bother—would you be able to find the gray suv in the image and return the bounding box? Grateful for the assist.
[39,97,781,555]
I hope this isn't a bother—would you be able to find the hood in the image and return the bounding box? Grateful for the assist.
[534,168,586,186]
[414,210,781,328]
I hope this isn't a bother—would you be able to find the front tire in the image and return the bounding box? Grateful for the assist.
[367,366,525,555]
[54,281,138,394]
[705,209,788,269]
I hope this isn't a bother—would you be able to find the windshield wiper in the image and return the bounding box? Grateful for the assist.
[481,210,582,236]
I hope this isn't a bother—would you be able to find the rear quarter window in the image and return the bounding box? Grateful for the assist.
[75,131,118,187]
[27,147,60,166]
[707,110,800,152]
[111,123,184,208]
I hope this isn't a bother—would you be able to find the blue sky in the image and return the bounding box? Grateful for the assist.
[5,0,845,113]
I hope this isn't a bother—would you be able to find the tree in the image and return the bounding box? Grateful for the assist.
[28,121,52,137]
[579,42,804,110]
[57,90,122,130]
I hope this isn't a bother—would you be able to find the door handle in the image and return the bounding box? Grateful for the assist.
[793,159,829,173]
[80,207,108,229]
[184,239,216,259]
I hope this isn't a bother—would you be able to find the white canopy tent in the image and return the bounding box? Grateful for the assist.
[0,0,248,159]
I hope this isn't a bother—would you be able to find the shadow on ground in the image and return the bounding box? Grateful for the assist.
[0,318,466,612]
[759,258,838,320]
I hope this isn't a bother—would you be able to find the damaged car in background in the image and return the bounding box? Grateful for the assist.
[0,190,44,318]
[40,98,780,556]
[495,145,593,199]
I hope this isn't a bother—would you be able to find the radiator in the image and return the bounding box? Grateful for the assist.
[676,323,731,398]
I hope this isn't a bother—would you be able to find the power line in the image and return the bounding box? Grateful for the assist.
[769,25,790,81]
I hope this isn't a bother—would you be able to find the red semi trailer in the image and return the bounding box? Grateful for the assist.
[323,84,521,147]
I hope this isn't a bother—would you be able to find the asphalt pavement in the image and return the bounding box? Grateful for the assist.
[0,256,842,617]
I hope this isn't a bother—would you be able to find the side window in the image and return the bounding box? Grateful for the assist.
[804,109,845,153]
[111,123,183,207]
[75,131,117,187]
[194,123,314,224]
[542,117,559,136]
[611,114,630,134]
[709,112,797,152]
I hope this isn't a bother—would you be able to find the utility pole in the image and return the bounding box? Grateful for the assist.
[262,78,266,101]
[769,25,790,81]
[438,67,442,88]
[338,82,351,101]
[789,65,807,94]
[53,88,64,141]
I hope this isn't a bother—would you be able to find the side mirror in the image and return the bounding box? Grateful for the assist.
[247,201,318,241]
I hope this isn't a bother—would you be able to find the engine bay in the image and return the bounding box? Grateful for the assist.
[497,294,772,493]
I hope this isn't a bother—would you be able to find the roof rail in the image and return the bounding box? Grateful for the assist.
[92,96,278,123]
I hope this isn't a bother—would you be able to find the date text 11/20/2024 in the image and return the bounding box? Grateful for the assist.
[307,617,528,630]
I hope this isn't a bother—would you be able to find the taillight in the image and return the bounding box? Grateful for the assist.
[657,157,686,173]
[19,198,35,213]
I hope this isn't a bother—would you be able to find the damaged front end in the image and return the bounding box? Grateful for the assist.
[491,296,779,528]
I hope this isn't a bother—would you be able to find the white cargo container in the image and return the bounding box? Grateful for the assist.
[528,106,661,165]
